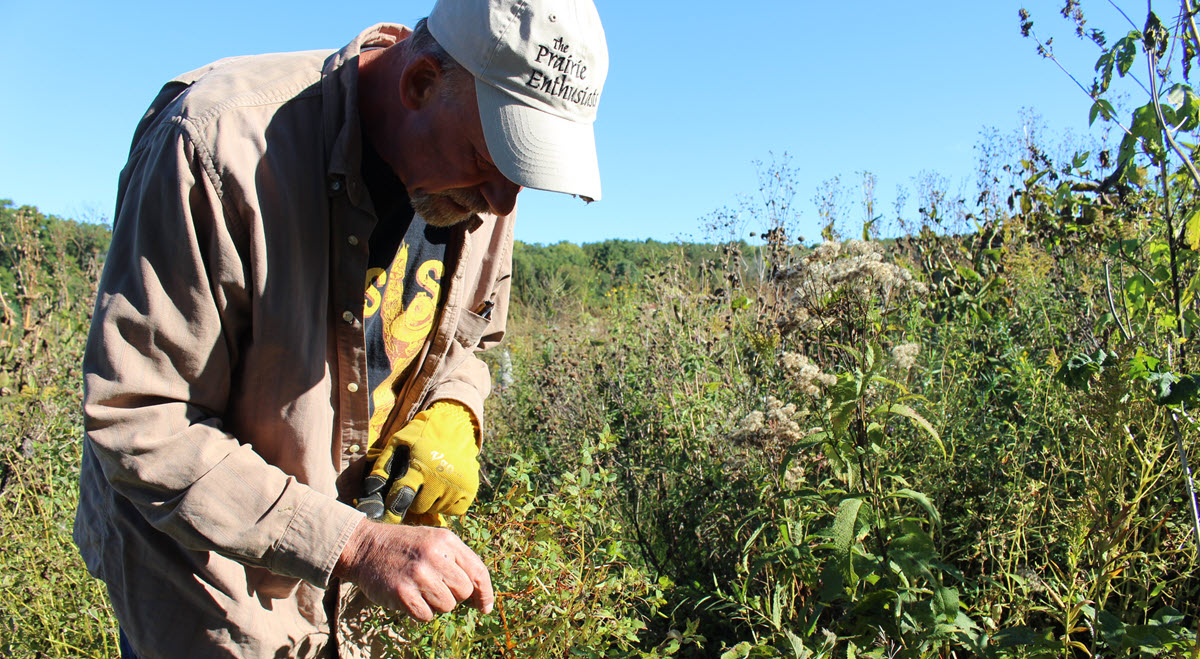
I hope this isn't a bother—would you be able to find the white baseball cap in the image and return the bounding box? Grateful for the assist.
[428,0,608,201]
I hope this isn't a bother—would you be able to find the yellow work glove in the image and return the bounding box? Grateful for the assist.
[355,401,480,525]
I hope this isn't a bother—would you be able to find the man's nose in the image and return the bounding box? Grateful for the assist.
[480,177,522,217]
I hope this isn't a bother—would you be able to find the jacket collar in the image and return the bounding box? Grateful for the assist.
[321,24,411,210]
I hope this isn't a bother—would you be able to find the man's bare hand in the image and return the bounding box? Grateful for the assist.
[333,519,494,622]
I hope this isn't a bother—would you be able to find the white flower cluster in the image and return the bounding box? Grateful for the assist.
[810,240,842,261]
[891,342,920,371]
[783,463,806,489]
[731,395,805,445]
[781,352,838,395]
[775,239,927,336]
[735,410,765,435]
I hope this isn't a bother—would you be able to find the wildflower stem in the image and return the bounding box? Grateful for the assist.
[1170,411,1200,555]
[1045,49,1110,104]
[1148,45,1200,194]
[1147,45,1191,360]
[1104,263,1134,342]
[1110,0,1141,30]
[1183,0,1200,63]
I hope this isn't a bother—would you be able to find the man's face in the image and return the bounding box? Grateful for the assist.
[393,70,523,227]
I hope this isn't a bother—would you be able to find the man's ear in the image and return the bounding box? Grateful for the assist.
[399,54,442,111]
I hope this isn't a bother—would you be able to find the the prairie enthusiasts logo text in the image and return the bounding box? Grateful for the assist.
[525,36,600,109]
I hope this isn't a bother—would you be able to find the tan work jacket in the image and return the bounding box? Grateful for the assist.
[73,24,513,659]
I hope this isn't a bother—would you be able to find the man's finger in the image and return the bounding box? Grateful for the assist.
[355,491,385,519]
[420,577,459,615]
[362,443,398,496]
[381,485,417,524]
[393,467,428,513]
[453,546,494,614]
[399,588,435,623]
[439,554,476,604]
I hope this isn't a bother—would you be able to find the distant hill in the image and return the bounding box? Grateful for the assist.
[0,200,758,323]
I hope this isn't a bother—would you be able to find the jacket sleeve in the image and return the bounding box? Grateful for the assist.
[82,120,362,588]
[423,214,515,444]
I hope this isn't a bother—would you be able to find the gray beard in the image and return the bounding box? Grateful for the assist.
[410,188,490,227]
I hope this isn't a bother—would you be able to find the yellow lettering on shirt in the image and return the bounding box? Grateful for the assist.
[364,268,387,318]
[365,243,445,444]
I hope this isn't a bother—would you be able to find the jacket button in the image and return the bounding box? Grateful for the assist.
[342,310,355,324]
[347,383,359,393]
[348,444,361,454]
[329,179,343,192]
[347,235,359,246]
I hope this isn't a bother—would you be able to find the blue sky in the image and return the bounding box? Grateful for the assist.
[0,1,1145,244]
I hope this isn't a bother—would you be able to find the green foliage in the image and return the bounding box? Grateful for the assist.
[0,203,115,658]
[510,238,742,319]
[0,200,108,331]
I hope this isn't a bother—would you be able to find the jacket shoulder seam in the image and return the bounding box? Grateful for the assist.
[173,116,247,238]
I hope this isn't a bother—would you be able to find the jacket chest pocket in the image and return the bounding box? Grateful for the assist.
[431,307,490,385]
[453,308,490,350]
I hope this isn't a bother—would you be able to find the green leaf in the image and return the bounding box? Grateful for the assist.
[731,295,751,310]
[784,630,811,659]
[720,642,753,659]
[1185,207,1200,250]
[1096,50,1116,93]
[1056,350,1112,390]
[1167,84,1200,131]
[993,626,1054,648]
[1160,105,1178,129]
[836,343,863,363]
[848,589,900,617]
[932,585,960,622]
[955,264,983,283]
[1096,610,1127,646]
[832,498,865,584]
[1128,349,1161,380]
[890,522,937,580]
[1127,164,1149,187]
[818,558,846,602]
[1090,99,1116,126]
[1129,104,1164,156]
[1149,372,1200,406]
[1150,606,1185,626]
[1116,31,1140,77]
[866,423,885,449]
[1144,11,1167,54]
[887,488,942,526]
[1125,273,1149,300]
[879,403,944,457]
[1117,132,1139,169]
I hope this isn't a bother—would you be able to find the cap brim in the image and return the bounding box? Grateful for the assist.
[475,80,602,201]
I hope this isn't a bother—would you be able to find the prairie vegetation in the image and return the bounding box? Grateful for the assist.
[0,200,115,657]
[4,2,1200,657]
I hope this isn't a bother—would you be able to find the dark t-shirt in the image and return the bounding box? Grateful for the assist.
[361,141,453,443]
